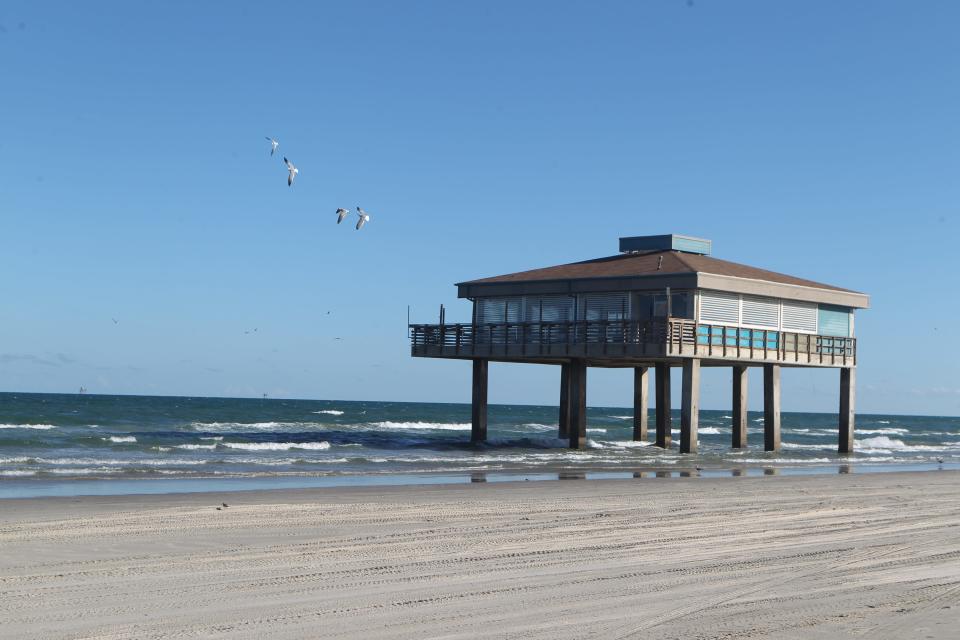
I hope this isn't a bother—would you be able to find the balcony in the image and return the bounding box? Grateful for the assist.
[409,318,856,367]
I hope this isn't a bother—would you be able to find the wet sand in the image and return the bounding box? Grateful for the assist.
[1,471,959,639]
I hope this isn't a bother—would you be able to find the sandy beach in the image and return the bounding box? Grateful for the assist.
[1,471,959,639]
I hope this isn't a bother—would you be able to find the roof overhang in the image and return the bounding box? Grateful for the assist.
[458,272,869,309]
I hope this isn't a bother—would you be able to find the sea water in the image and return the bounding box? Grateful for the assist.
[0,392,957,497]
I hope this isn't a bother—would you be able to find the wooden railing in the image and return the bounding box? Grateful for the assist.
[410,318,856,366]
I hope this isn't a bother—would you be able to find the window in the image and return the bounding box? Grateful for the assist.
[782,300,818,333]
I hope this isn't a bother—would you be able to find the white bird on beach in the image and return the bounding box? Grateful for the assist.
[265,137,279,156]
[355,207,371,230]
[336,208,350,224]
[283,157,298,186]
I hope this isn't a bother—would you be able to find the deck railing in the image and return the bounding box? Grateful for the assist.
[409,318,856,366]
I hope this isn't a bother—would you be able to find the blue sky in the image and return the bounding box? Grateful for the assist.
[1,1,958,415]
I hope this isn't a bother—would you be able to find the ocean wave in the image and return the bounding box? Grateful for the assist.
[190,421,302,431]
[603,440,652,448]
[699,427,722,435]
[176,443,217,450]
[221,441,331,451]
[31,457,203,466]
[587,428,607,433]
[782,442,834,450]
[370,421,471,431]
[312,410,345,416]
[608,416,633,420]
[199,436,224,441]
[102,436,137,443]
[522,423,557,430]
[0,424,57,430]
[0,470,37,476]
[725,458,833,464]
[857,428,909,435]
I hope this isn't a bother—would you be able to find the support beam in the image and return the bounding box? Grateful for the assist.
[568,360,587,449]
[732,365,748,449]
[655,363,672,449]
[763,364,781,452]
[680,359,701,453]
[839,367,855,454]
[633,366,649,442]
[471,359,488,443]
[558,363,571,439]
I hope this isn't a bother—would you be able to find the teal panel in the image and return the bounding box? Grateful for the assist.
[818,305,851,337]
[671,235,712,255]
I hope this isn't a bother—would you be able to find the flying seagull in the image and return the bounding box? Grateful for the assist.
[356,206,370,230]
[336,208,350,224]
[265,137,279,156]
[283,157,298,186]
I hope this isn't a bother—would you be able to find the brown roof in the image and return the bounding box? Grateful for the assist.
[459,250,860,294]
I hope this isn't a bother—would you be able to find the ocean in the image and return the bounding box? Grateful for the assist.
[1,392,957,497]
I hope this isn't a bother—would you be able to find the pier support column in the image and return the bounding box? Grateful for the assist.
[568,360,588,449]
[839,367,855,454]
[558,362,572,439]
[471,359,488,443]
[680,359,701,453]
[732,365,748,449]
[655,363,672,449]
[633,366,649,442]
[763,364,781,452]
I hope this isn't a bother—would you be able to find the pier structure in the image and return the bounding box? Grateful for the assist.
[410,235,869,453]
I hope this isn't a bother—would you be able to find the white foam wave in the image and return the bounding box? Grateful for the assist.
[370,421,471,431]
[0,456,32,463]
[0,470,37,476]
[103,436,137,443]
[608,415,633,420]
[699,427,722,435]
[0,423,57,430]
[177,444,217,450]
[191,421,293,431]
[221,441,331,451]
[312,410,345,416]
[726,458,833,464]
[605,440,652,448]
[522,423,557,430]
[587,428,607,433]
[857,428,909,435]
[877,420,891,424]
[199,436,224,441]
[857,436,908,450]
[782,442,834,450]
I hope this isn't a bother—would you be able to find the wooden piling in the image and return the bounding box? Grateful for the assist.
[839,367,855,453]
[633,366,649,442]
[732,365,748,449]
[763,364,781,452]
[568,360,587,449]
[471,359,488,443]
[680,359,700,453]
[655,363,672,449]
[558,362,571,439]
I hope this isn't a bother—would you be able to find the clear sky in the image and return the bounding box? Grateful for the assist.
[1,1,958,415]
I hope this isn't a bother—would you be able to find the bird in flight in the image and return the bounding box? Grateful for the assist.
[336,208,350,224]
[265,137,279,156]
[112,318,118,324]
[356,206,371,230]
[284,157,298,186]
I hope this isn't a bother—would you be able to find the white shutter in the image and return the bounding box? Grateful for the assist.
[781,300,817,333]
[741,295,780,328]
[699,291,739,325]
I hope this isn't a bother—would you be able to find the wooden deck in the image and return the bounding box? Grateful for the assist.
[410,318,856,368]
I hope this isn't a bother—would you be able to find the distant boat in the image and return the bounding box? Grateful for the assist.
[78,386,87,394]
